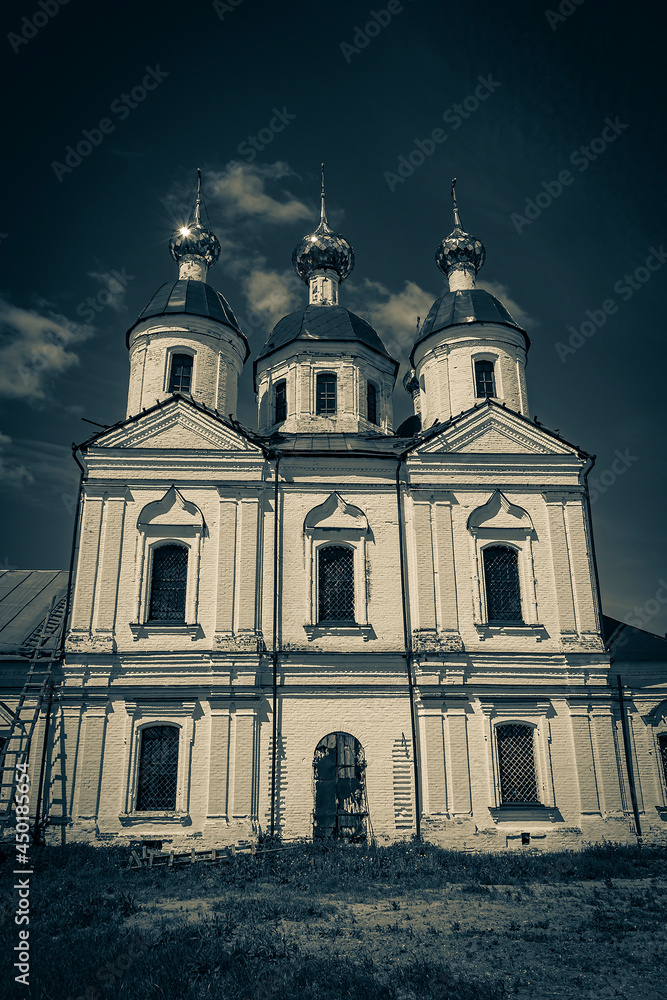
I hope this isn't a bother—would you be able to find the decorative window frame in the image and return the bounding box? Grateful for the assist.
[641,701,667,810]
[313,540,361,625]
[274,378,287,425]
[164,346,196,395]
[131,487,205,638]
[314,369,338,416]
[480,701,556,813]
[303,493,372,635]
[468,491,540,633]
[366,379,379,425]
[119,700,196,826]
[471,351,501,399]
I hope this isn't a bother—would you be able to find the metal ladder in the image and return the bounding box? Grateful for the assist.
[0,597,65,837]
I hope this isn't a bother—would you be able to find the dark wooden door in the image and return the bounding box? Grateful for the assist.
[313,732,367,840]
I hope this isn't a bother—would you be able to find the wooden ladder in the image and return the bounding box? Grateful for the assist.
[0,597,64,838]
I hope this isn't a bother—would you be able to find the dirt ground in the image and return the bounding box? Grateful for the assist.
[127,876,667,999]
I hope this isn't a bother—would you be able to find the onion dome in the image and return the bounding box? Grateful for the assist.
[292,165,354,283]
[168,168,221,269]
[169,224,220,268]
[435,178,486,279]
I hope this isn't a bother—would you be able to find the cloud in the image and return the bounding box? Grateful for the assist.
[0,437,78,509]
[240,266,302,328]
[347,279,437,361]
[162,163,313,338]
[86,271,132,312]
[206,162,311,225]
[346,277,535,365]
[0,432,35,489]
[0,296,94,403]
[476,279,535,330]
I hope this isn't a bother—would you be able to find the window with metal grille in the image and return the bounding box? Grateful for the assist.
[169,353,193,394]
[367,381,377,424]
[483,546,523,623]
[318,545,354,623]
[475,359,496,398]
[497,723,539,804]
[274,379,287,423]
[148,544,188,622]
[316,373,337,415]
[659,733,667,791]
[136,725,179,811]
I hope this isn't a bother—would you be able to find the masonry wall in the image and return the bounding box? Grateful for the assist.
[50,405,666,850]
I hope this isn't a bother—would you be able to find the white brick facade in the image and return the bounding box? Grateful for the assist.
[35,209,667,852]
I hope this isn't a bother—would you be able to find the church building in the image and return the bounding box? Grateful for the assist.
[2,175,667,850]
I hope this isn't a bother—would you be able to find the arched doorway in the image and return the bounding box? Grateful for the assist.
[313,732,368,840]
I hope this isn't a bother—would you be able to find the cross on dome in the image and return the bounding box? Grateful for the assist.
[169,168,221,279]
[292,165,355,302]
[435,177,486,289]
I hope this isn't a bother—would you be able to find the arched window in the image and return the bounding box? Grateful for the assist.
[136,725,179,811]
[496,723,539,804]
[149,544,188,622]
[316,373,337,415]
[169,353,193,394]
[318,545,354,623]
[659,733,667,791]
[274,379,287,423]
[367,381,377,424]
[483,546,522,623]
[475,359,496,398]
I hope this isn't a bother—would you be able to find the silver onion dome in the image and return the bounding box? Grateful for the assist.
[435,178,486,278]
[169,169,221,268]
[169,223,221,268]
[291,165,355,283]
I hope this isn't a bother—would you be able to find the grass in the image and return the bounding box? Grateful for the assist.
[1,841,666,999]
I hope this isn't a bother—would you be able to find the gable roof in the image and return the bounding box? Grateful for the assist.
[403,398,591,460]
[76,393,268,455]
[603,615,667,661]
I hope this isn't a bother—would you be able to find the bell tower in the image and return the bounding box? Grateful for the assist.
[409,179,530,427]
[125,170,249,418]
[254,167,398,435]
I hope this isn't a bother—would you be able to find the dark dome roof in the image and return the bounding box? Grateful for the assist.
[126,279,249,358]
[395,413,422,437]
[410,289,528,364]
[255,304,398,372]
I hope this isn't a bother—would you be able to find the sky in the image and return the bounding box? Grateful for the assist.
[0,0,665,635]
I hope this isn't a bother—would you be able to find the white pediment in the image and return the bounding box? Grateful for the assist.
[304,493,369,532]
[468,490,534,533]
[138,486,204,530]
[416,407,575,457]
[96,400,263,453]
